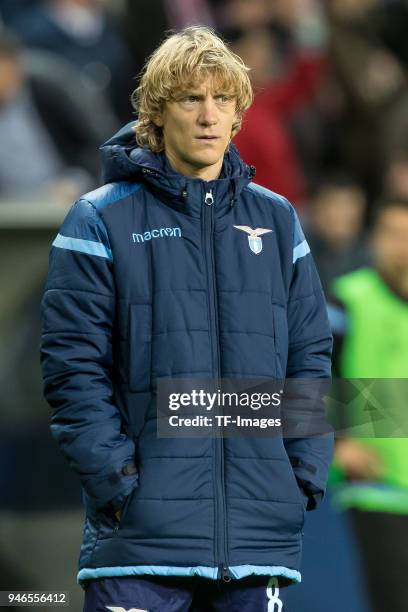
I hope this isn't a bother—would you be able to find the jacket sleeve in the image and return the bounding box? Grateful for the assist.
[282,206,334,510]
[40,198,138,512]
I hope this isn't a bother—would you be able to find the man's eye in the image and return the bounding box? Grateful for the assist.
[183,96,199,103]
[215,95,231,103]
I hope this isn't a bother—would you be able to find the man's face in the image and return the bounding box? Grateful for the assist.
[373,206,408,276]
[312,186,365,246]
[155,76,238,180]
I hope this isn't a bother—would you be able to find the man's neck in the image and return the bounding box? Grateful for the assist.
[164,152,223,182]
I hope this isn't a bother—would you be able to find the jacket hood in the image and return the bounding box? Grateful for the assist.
[99,122,255,211]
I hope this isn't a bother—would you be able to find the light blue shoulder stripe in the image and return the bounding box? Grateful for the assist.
[52,233,112,260]
[82,181,142,210]
[77,564,301,586]
[293,239,310,264]
[246,182,292,212]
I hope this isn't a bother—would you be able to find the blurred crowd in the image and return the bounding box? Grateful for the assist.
[1,1,408,611]
[1,0,408,222]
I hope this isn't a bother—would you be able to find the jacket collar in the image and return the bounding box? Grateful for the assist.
[100,122,255,218]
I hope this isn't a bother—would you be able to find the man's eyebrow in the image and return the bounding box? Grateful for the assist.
[176,84,200,95]
[176,88,202,95]
[176,89,235,97]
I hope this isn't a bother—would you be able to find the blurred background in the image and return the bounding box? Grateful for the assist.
[1,1,408,610]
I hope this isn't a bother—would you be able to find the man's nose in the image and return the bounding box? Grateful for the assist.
[198,98,218,125]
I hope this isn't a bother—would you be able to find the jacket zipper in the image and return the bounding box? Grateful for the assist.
[203,189,231,582]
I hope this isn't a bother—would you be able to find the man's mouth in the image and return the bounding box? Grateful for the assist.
[196,135,219,140]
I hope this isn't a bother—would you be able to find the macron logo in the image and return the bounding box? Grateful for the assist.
[132,227,182,243]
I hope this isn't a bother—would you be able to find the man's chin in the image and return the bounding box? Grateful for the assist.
[187,154,223,171]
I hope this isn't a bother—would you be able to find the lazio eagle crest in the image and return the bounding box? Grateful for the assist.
[233,225,273,254]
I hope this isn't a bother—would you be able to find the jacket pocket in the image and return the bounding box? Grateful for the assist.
[128,303,152,392]
[288,461,307,529]
[280,451,307,509]
[114,487,137,532]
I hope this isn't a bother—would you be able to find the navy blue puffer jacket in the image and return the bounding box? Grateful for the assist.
[40,123,333,587]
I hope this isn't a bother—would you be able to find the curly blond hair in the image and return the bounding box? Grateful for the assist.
[132,26,253,152]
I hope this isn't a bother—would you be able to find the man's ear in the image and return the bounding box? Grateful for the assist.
[152,113,164,128]
[231,113,242,140]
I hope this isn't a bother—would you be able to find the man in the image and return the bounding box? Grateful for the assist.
[40,26,333,611]
[328,196,408,612]
[304,175,370,292]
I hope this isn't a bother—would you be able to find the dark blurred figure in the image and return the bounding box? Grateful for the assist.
[124,0,216,88]
[328,0,408,202]
[0,0,40,25]
[123,0,169,82]
[229,0,328,207]
[304,176,370,291]
[11,0,132,121]
[328,195,408,612]
[0,30,117,201]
